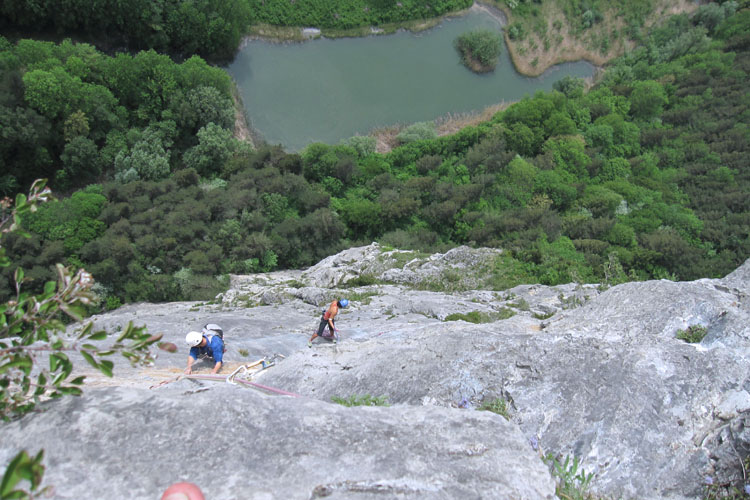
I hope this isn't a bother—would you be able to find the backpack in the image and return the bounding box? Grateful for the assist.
[202,323,223,340]
[202,324,226,353]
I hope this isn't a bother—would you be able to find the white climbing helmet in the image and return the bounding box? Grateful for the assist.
[185,331,203,347]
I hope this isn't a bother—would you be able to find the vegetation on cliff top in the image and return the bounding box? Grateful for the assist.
[0,5,748,313]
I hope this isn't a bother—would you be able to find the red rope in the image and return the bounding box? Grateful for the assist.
[184,374,301,398]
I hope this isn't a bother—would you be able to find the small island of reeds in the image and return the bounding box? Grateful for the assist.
[454,29,503,73]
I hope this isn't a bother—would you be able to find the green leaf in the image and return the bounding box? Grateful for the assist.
[80,350,97,369]
[116,322,135,342]
[13,268,24,284]
[58,386,83,396]
[69,376,86,385]
[0,358,33,375]
[43,280,56,295]
[13,193,27,210]
[86,331,108,341]
[49,354,60,372]
[0,450,29,496]
[60,303,86,321]
[76,322,93,340]
[98,360,114,377]
[34,373,47,396]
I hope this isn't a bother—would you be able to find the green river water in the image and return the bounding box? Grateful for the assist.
[227,8,596,152]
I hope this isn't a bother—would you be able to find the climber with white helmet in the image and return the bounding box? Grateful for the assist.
[184,325,225,374]
[308,299,348,347]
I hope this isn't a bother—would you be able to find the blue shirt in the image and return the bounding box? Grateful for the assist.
[189,335,224,364]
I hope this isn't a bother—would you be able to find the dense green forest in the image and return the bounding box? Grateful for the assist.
[247,0,473,30]
[1,4,749,310]
[0,0,472,62]
[0,38,238,195]
[0,0,253,62]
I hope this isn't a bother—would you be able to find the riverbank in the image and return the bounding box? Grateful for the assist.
[230,81,255,147]
[370,102,509,154]
[487,0,699,77]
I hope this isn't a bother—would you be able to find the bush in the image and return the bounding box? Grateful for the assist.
[342,135,376,157]
[676,325,708,343]
[396,122,438,144]
[331,394,390,407]
[479,398,510,419]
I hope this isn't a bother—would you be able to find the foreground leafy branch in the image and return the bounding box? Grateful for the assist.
[1,180,163,495]
[0,450,49,499]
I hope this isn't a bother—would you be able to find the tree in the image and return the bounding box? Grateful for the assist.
[59,136,101,187]
[114,129,171,182]
[171,85,234,134]
[600,157,631,181]
[629,80,668,120]
[553,76,585,98]
[182,122,235,177]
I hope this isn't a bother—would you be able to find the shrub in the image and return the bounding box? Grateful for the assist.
[346,290,379,305]
[445,310,514,322]
[479,398,510,419]
[396,121,438,144]
[545,454,595,500]
[344,274,380,287]
[331,394,389,407]
[676,325,708,343]
[342,135,376,157]
[446,311,483,323]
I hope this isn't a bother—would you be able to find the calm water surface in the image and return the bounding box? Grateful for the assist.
[227,9,595,152]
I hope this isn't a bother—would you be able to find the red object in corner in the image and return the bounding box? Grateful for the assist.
[161,482,206,500]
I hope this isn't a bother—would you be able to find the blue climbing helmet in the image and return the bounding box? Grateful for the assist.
[339,299,349,308]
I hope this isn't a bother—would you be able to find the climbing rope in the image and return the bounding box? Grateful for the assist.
[149,356,300,397]
[185,373,300,397]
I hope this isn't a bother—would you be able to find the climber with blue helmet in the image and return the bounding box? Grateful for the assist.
[308,299,349,347]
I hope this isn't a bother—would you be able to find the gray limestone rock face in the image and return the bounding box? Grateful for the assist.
[0,384,555,500]
[2,244,749,500]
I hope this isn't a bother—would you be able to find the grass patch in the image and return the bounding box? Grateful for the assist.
[445,309,515,323]
[479,398,510,419]
[509,298,530,311]
[544,454,596,500]
[331,394,390,407]
[676,325,708,343]
[533,311,555,320]
[385,250,429,269]
[347,290,380,305]
[238,349,249,357]
[496,307,516,320]
[343,274,381,287]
